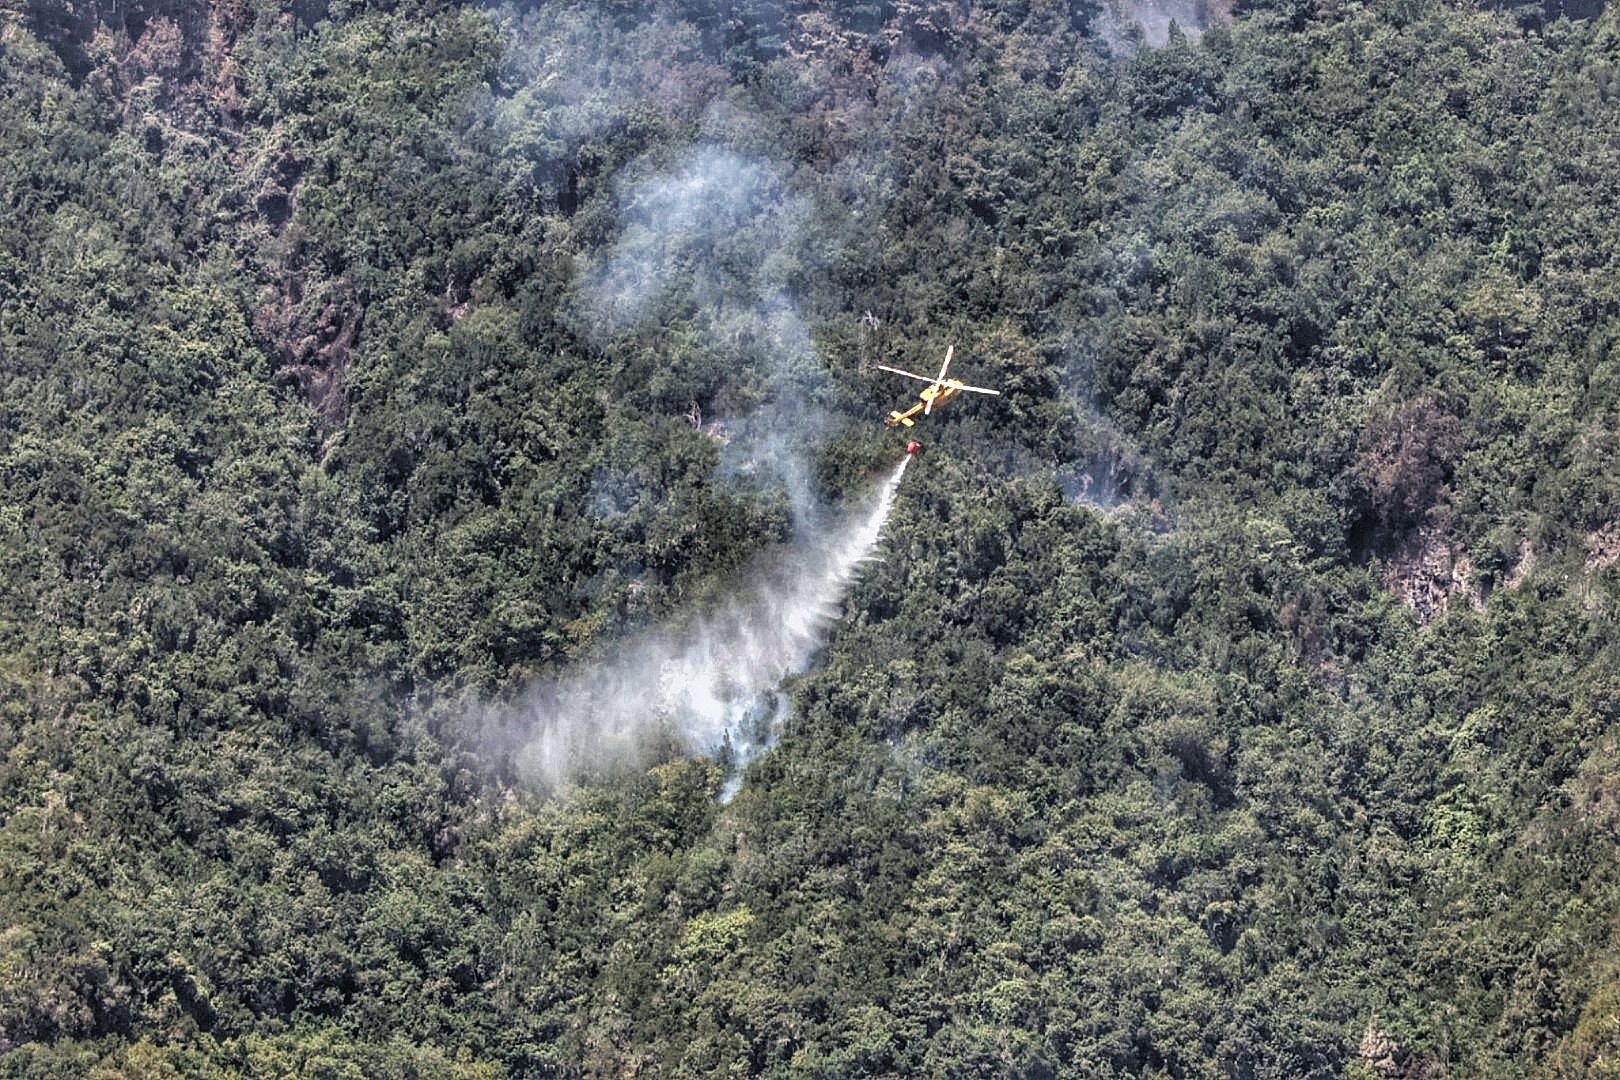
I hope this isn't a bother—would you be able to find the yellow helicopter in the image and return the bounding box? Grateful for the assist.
[880,345,1002,435]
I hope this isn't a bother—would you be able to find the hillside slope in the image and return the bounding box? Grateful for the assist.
[3,0,1620,1075]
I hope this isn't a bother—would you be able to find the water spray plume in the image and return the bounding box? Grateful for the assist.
[515,456,911,795]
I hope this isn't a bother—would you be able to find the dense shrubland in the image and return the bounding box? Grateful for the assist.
[4,0,1620,1075]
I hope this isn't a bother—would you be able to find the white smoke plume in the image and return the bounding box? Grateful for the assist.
[1098,0,1230,51]
[515,456,910,794]
[579,145,833,521]
[584,150,808,324]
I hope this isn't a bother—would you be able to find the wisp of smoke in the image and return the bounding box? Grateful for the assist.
[515,456,910,796]
[1098,0,1228,51]
[579,145,832,522]
[581,147,817,344]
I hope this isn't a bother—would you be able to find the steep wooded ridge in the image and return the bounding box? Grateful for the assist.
[3,0,1620,1076]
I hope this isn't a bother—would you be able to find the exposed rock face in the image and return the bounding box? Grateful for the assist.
[27,0,250,119]
[1382,523,1482,625]
[1346,395,1479,623]
[1359,1018,1446,1079]
[1587,523,1620,573]
[253,278,363,431]
[1359,1020,1405,1078]
[255,152,304,232]
[1503,537,1536,589]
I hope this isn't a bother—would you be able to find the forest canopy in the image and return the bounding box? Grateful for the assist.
[3,0,1620,1076]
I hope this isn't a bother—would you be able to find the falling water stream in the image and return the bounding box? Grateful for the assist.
[517,456,911,794]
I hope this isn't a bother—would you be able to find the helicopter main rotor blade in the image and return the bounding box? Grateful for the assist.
[877,364,939,384]
[954,384,1002,395]
[926,344,954,416]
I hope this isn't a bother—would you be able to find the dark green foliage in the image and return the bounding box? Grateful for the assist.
[4,0,1620,1075]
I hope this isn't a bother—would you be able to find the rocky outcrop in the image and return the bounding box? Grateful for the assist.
[1587,523,1620,573]
[1381,523,1482,625]
[1358,1018,1446,1079]
[253,277,363,431]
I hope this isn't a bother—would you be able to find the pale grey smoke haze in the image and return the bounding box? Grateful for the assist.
[1100,0,1224,50]
[516,457,910,794]
[581,145,834,522]
[485,7,722,193]
[583,147,817,338]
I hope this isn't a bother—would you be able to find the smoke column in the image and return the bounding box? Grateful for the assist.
[516,455,911,794]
